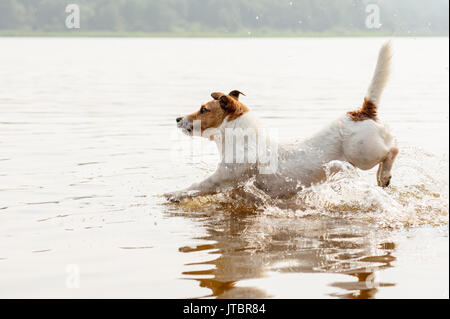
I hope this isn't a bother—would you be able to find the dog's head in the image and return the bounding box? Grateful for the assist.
[176,90,249,137]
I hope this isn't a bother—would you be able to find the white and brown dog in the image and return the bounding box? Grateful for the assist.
[166,42,398,202]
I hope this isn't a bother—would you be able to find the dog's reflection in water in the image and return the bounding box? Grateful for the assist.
[166,195,396,299]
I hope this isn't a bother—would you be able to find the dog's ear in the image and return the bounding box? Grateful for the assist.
[229,90,245,100]
[211,92,224,100]
[219,95,235,111]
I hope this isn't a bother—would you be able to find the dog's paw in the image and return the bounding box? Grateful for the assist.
[164,189,202,203]
[377,175,392,188]
[164,191,184,203]
[164,190,200,202]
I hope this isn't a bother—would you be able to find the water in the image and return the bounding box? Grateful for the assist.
[0,37,448,298]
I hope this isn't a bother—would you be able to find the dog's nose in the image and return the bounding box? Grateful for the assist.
[176,117,182,123]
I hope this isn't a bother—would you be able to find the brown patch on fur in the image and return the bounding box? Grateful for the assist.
[211,92,224,100]
[229,90,245,100]
[347,98,378,121]
[186,100,226,133]
[220,94,250,122]
[186,91,250,133]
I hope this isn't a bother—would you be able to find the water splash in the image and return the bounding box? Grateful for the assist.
[174,147,449,229]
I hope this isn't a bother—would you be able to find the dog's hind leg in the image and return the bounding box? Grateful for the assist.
[376,147,399,187]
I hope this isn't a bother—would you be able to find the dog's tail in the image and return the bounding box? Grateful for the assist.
[348,41,392,121]
[366,41,392,106]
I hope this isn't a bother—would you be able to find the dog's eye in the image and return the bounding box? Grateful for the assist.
[200,107,207,114]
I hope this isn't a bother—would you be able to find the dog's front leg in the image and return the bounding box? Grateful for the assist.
[165,164,253,202]
[164,172,223,202]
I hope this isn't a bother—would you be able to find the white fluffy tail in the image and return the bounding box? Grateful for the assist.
[366,41,392,106]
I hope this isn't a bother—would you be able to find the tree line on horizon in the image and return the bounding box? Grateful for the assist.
[0,0,448,35]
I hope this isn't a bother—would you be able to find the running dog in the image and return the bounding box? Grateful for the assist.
[166,42,397,202]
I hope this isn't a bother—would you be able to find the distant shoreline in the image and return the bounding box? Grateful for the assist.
[0,31,448,38]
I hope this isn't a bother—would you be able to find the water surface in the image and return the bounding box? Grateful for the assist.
[0,37,448,298]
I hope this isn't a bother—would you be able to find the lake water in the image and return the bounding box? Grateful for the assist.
[0,37,448,298]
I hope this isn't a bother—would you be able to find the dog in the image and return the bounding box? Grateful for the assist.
[166,42,398,202]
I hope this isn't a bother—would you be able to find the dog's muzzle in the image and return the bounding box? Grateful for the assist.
[176,116,193,135]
